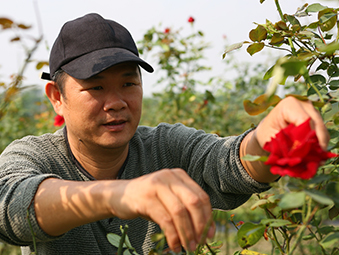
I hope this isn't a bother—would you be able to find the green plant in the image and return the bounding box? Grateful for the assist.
[225,1,339,254]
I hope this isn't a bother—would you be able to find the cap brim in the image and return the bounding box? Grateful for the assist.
[60,48,153,80]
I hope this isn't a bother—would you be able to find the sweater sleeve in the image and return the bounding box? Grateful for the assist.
[160,123,271,210]
[0,135,64,245]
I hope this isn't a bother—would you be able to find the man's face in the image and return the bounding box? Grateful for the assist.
[60,62,143,151]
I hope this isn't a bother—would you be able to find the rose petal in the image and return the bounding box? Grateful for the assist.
[264,118,338,180]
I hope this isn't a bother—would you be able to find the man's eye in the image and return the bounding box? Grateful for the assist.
[124,83,135,87]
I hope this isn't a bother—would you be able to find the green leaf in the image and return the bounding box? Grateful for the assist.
[310,74,327,86]
[278,192,305,210]
[243,94,281,116]
[307,21,320,29]
[123,249,132,255]
[285,15,301,26]
[250,199,270,210]
[318,226,336,235]
[304,190,334,206]
[263,65,274,80]
[326,182,339,207]
[269,33,284,45]
[275,21,288,31]
[319,8,338,32]
[320,13,338,24]
[307,174,332,184]
[320,232,339,249]
[281,59,308,76]
[36,61,49,70]
[329,205,339,220]
[316,62,330,72]
[328,64,339,76]
[303,233,316,240]
[247,42,265,56]
[150,233,165,242]
[306,3,328,13]
[329,80,339,90]
[223,42,246,58]
[249,25,267,42]
[107,233,126,248]
[297,30,315,39]
[237,222,265,249]
[260,219,291,227]
[241,154,268,162]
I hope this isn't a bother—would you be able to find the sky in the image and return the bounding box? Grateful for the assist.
[0,0,338,96]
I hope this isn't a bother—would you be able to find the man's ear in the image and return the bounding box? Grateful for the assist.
[45,81,63,116]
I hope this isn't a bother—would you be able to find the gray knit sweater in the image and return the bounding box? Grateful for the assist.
[0,123,270,254]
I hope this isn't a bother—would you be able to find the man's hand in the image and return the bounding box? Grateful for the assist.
[35,169,215,253]
[106,168,215,252]
[240,96,330,183]
[255,96,330,151]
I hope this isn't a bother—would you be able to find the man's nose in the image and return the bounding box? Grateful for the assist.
[103,92,127,112]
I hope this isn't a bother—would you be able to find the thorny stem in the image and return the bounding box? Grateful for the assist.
[26,209,37,254]
[117,225,128,255]
[289,198,319,255]
[307,226,327,255]
[205,243,216,255]
[264,44,293,53]
[318,27,326,44]
[274,0,296,55]
[275,0,285,22]
[271,228,285,254]
[304,74,324,103]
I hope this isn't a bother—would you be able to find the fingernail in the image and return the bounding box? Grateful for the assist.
[207,226,215,238]
[190,240,197,251]
[173,246,181,253]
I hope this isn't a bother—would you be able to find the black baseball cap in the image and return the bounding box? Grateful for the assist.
[41,13,153,80]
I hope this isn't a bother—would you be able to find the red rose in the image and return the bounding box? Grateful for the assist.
[188,17,195,23]
[263,118,337,180]
[54,115,65,126]
[164,28,170,34]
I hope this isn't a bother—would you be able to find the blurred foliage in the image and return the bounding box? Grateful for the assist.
[224,1,339,254]
[138,23,280,136]
[1,1,339,254]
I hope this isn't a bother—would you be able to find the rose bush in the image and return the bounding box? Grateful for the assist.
[225,1,339,254]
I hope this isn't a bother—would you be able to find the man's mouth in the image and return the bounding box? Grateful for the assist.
[104,120,126,126]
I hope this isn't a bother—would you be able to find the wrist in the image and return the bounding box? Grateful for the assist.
[240,130,278,183]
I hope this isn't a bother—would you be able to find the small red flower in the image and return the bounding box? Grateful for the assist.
[54,115,65,126]
[237,221,244,226]
[263,118,338,180]
[164,28,170,34]
[188,16,195,23]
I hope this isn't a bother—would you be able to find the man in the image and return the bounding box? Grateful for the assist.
[0,13,330,254]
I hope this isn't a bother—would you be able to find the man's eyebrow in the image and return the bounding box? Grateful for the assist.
[122,70,139,77]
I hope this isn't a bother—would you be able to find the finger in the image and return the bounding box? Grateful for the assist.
[280,97,312,127]
[155,176,196,251]
[171,169,213,243]
[144,198,182,253]
[301,102,330,150]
